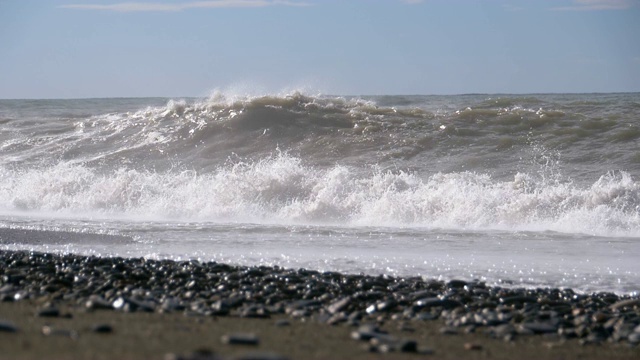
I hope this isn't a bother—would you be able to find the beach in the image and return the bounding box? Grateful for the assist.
[1,94,640,358]
[1,250,639,359]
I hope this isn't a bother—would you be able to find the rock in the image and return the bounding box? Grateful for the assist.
[327,297,350,314]
[42,325,78,339]
[351,324,391,342]
[500,296,537,305]
[164,348,221,360]
[222,333,260,346]
[610,299,640,310]
[447,280,468,289]
[439,326,458,335]
[464,343,483,351]
[274,319,291,327]
[521,322,558,334]
[91,324,113,333]
[0,320,18,333]
[233,352,290,360]
[86,296,115,310]
[37,307,60,317]
[398,340,418,353]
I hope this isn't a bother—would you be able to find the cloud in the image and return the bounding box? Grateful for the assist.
[60,0,311,12]
[400,0,425,4]
[551,0,637,11]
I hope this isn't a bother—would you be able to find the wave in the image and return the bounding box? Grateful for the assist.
[5,91,639,177]
[2,153,639,237]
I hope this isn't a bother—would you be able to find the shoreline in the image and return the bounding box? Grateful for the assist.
[1,250,639,359]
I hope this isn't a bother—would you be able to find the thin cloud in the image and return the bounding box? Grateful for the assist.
[400,0,425,4]
[60,0,311,12]
[551,0,637,11]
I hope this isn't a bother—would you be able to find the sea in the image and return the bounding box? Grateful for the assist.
[1,92,639,295]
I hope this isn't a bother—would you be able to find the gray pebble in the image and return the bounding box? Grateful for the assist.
[222,333,260,345]
[37,307,60,317]
[91,323,113,333]
[274,319,290,327]
[233,352,290,360]
[0,320,18,333]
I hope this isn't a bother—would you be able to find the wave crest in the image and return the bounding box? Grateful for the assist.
[2,154,640,237]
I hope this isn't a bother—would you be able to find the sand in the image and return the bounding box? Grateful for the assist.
[1,300,639,360]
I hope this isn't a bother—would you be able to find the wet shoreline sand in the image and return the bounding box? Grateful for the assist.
[1,250,638,359]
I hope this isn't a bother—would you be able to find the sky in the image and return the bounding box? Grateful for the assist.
[0,0,639,98]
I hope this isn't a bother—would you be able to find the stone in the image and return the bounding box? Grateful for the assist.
[610,299,640,310]
[37,307,60,317]
[274,319,291,327]
[521,322,558,334]
[464,343,483,351]
[233,352,290,360]
[42,325,78,339]
[91,324,113,333]
[0,320,18,333]
[327,297,350,314]
[222,333,260,346]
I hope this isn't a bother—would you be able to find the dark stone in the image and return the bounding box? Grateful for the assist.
[0,320,18,333]
[398,340,418,353]
[37,307,60,317]
[521,322,558,334]
[165,348,221,360]
[222,333,260,346]
[447,280,468,289]
[274,319,291,327]
[500,296,537,305]
[233,352,290,360]
[91,324,113,333]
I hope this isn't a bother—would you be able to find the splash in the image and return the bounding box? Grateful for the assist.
[1,152,639,237]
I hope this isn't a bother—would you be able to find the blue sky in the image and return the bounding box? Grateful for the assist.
[1,0,639,98]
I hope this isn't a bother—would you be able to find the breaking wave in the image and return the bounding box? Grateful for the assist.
[2,152,640,237]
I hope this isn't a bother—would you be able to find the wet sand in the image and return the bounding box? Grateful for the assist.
[1,300,639,360]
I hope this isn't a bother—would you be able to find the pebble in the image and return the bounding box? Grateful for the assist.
[521,322,558,334]
[37,307,60,317]
[165,348,221,360]
[464,342,483,351]
[221,333,260,346]
[0,320,18,333]
[42,325,78,339]
[0,249,638,350]
[233,352,290,360]
[439,326,458,335]
[351,323,391,341]
[91,323,113,333]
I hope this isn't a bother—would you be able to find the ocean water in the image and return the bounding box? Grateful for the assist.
[0,92,639,294]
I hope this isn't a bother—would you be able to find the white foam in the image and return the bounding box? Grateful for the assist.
[1,154,640,238]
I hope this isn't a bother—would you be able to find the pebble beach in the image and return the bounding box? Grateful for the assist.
[1,250,639,359]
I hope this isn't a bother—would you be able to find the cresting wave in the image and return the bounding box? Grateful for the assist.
[1,152,640,237]
[4,91,639,176]
[2,92,640,237]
